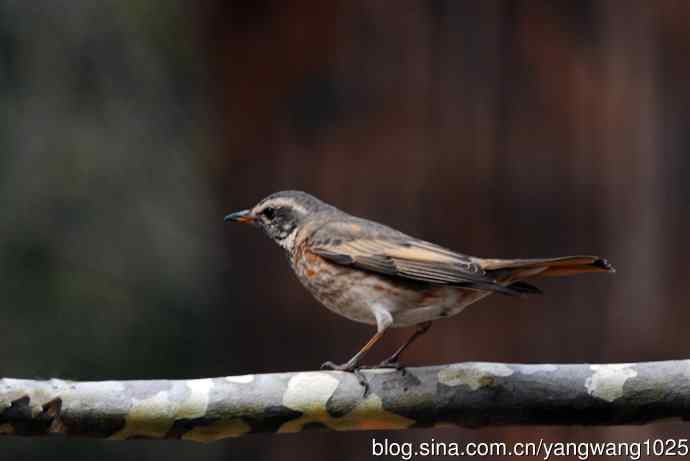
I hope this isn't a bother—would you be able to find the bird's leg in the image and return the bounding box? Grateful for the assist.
[321,306,393,396]
[376,321,432,369]
[320,329,387,396]
[320,329,387,372]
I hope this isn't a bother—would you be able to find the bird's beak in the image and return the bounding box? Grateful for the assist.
[224,209,257,224]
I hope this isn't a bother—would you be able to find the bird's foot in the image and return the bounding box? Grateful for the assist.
[320,361,370,397]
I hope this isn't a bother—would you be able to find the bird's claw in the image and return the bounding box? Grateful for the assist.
[320,360,370,397]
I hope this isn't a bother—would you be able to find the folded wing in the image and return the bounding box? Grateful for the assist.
[309,223,521,295]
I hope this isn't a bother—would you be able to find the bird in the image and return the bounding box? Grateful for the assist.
[225,190,614,375]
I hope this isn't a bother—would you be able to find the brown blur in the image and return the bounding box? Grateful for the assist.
[2,1,689,459]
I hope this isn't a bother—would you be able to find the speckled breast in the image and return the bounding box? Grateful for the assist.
[290,241,380,325]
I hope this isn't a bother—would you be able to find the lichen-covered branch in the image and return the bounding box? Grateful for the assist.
[2,360,690,442]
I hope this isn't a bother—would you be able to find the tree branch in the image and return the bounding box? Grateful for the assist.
[2,360,689,442]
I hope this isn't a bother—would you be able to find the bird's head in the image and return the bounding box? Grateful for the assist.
[225,191,331,250]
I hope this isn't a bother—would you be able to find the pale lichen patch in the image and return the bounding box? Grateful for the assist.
[585,364,637,402]
[279,372,340,432]
[279,372,413,432]
[283,372,340,413]
[111,379,217,439]
[438,363,513,390]
[330,393,414,431]
[177,379,213,419]
[111,390,176,439]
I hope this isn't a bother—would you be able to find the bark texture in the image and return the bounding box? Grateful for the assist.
[2,360,689,442]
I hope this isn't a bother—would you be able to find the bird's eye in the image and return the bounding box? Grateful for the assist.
[263,207,275,220]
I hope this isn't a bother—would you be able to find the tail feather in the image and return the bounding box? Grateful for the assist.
[478,255,614,291]
[536,261,613,278]
[480,255,614,273]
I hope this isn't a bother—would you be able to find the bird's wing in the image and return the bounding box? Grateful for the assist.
[309,221,518,294]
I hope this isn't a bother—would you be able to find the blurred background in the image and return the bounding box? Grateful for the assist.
[1,0,689,459]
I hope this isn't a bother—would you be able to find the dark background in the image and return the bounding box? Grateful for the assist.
[2,1,689,459]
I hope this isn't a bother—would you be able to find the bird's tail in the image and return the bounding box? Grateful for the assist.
[478,255,615,294]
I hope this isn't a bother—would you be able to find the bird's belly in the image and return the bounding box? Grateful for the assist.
[292,251,489,327]
[391,290,492,327]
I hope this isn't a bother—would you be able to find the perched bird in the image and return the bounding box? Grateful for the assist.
[225,190,614,373]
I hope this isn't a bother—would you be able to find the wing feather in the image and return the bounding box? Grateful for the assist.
[308,222,517,294]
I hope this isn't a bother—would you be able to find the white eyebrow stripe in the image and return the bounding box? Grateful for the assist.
[261,198,308,215]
